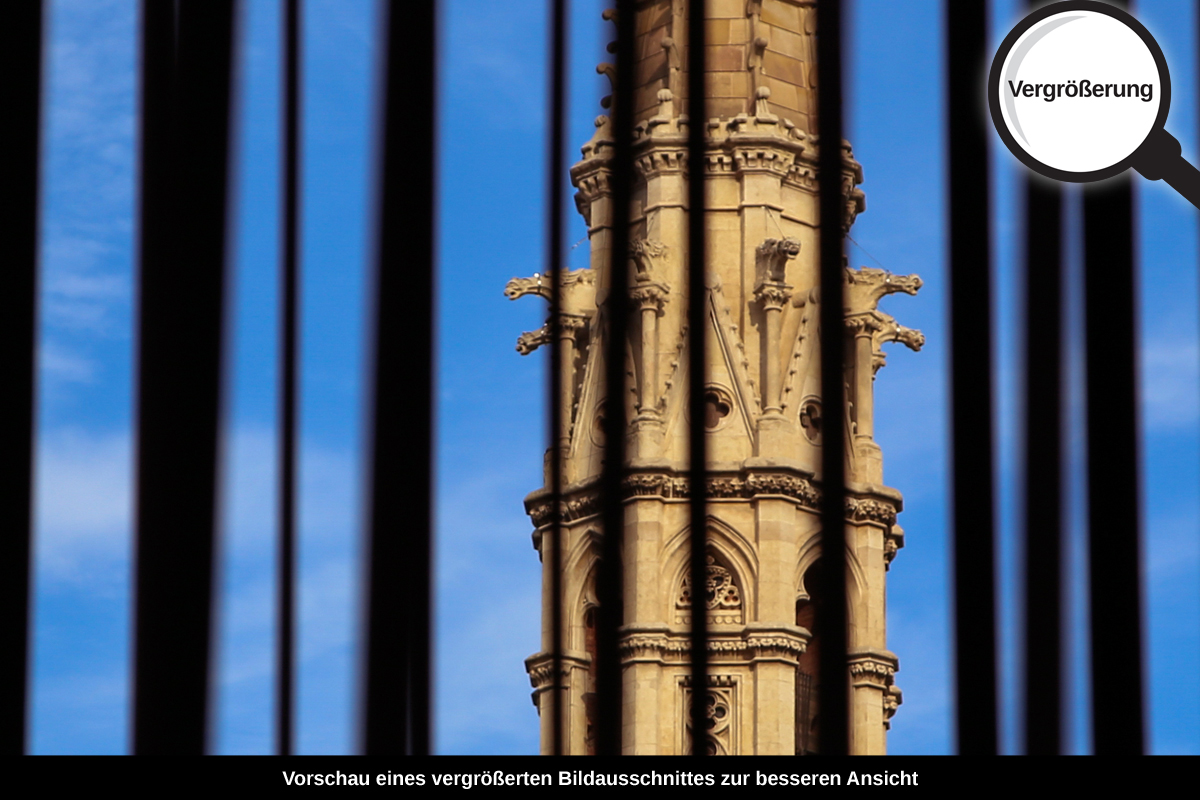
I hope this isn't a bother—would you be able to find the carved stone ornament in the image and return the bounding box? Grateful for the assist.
[799,398,822,444]
[504,267,597,317]
[514,314,586,356]
[630,283,668,309]
[630,238,669,283]
[845,497,898,527]
[527,472,898,530]
[844,314,884,335]
[685,686,734,756]
[677,554,743,625]
[884,523,905,570]
[753,283,792,309]
[841,141,867,233]
[848,659,896,686]
[617,631,806,661]
[515,325,551,355]
[523,651,589,697]
[871,313,925,374]
[843,266,923,315]
[884,685,903,726]
[755,237,802,285]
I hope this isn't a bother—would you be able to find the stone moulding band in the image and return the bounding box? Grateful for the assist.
[525,471,900,529]
[620,634,809,664]
[525,652,589,691]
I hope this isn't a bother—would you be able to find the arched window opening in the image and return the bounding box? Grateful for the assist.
[583,604,597,756]
[795,560,823,755]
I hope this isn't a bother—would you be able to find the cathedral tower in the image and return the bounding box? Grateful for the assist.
[509,0,921,755]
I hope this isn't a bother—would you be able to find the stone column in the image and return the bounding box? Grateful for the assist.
[754,283,792,414]
[630,285,667,415]
[752,238,801,432]
[846,314,883,483]
[557,315,587,448]
[751,494,800,753]
[848,651,898,755]
[852,321,875,440]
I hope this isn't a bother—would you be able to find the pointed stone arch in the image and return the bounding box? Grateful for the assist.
[662,515,758,624]
[558,529,600,648]
[794,530,866,625]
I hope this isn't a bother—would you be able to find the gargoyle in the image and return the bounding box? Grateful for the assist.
[504,268,597,317]
[871,312,925,374]
[515,324,551,355]
[629,239,668,283]
[755,237,801,286]
[844,267,923,314]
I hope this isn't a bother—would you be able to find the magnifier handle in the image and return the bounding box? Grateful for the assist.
[1132,128,1200,210]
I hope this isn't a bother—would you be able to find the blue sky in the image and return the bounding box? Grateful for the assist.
[29,0,1199,755]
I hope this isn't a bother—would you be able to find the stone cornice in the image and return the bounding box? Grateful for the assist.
[571,113,866,234]
[848,649,899,688]
[525,469,900,531]
[617,625,809,665]
[524,651,591,690]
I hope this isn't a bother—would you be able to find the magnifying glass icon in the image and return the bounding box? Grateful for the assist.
[989,0,1200,207]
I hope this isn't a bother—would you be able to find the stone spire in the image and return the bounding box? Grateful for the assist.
[509,0,922,755]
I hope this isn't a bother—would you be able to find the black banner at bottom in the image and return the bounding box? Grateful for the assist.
[7,755,1192,792]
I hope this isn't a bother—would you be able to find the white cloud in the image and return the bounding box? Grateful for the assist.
[1145,511,1200,584]
[1140,339,1200,431]
[38,0,139,400]
[40,341,98,384]
[34,427,132,585]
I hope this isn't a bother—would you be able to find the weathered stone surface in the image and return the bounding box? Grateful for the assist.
[511,0,921,756]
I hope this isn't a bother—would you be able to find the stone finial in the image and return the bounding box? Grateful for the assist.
[597,62,616,110]
[655,88,674,120]
[754,86,775,120]
[661,37,681,100]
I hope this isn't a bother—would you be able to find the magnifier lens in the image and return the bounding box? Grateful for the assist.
[997,10,1162,175]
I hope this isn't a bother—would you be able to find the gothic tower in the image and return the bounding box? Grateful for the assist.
[509,0,922,755]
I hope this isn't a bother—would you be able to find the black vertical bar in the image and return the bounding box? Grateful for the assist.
[1082,0,1143,759]
[946,0,998,755]
[685,0,709,756]
[596,0,636,758]
[362,0,436,756]
[276,0,301,758]
[133,0,237,755]
[0,0,44,757]
[815,0,849,757]
[1023,177,1063,755]
[1083,183,1144,754]
[545,0,567,759]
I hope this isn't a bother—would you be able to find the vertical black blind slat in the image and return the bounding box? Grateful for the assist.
[276,0,301,758]
[596,0,637,758]
[132,0,237,755]
[1082,175,1144,754]
[815,0,849,757]
[545,0,567,759]
[1081,0,1143,755]
[946,0,998,755]
[1023,178,1064,755]
[685,0,709,757]
[0,0,43,757]
[362,0,436,756]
